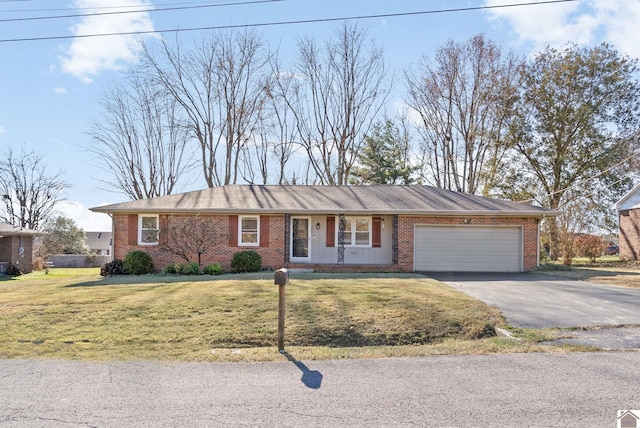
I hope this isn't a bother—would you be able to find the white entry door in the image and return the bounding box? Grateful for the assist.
[291,217,311,261]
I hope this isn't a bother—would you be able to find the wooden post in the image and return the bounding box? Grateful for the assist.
[278,283,285,352]
[274,268,289,352]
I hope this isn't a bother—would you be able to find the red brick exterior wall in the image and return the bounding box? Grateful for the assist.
[396,216,540,272]
[619,209,640,260]
[113,213,540,273]
[113,214,286,272]
[0,235,34,274]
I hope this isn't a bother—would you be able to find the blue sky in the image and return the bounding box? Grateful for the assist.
[0,0,638,231]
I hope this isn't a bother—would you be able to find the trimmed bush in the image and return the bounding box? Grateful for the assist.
[230,250,262,273]
[123,251,154,275]
[203,263,224,275]
[100,259,124,276]
[164,263,181,274]
[179,262,200,275]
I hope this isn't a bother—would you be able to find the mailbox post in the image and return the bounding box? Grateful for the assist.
[274,268,289,352]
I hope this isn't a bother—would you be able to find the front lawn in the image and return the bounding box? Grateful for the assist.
[534,257,640,288]
[0,269,568,361]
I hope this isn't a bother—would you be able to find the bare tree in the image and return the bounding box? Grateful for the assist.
[405,34,521,194]
[140,29,270,187]
[87,73,193,200]
[280,22,390,185]
[240,58,302,184]
[504,43,640,260]
[0,148,68,230]
[161,215,225,266]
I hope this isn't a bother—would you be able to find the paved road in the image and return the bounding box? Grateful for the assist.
[1,352,639,427]
[430,272,640,349]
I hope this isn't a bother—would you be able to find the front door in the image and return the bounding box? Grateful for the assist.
[291,217,310,261]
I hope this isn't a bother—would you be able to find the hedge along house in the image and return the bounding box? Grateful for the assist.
[613,182,640,260]
[91,185,559,273]
[0,223,42,274]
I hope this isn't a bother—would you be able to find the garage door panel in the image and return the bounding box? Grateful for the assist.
[414,226,522,272]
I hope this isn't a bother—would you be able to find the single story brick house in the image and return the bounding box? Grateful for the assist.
[613,183,640,260]
[0,223,42,274]
[91,185,558,273]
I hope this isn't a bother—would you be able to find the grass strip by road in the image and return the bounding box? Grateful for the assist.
[0,269,586,362]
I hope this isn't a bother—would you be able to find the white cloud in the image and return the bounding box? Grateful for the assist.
[0,127,5,135]
[59,0,157,83]
[55,200,112,231]
[485,0,640,59]
[53,87,67,95]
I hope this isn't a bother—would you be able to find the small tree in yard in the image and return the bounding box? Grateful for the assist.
[162,216,226,267]
[574,235,607,263]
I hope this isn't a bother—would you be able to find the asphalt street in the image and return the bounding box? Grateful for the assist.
[430,272,640,349]
[1,352,639,427]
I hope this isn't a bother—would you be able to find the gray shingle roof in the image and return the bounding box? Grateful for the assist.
[91,185,558,217]
[0,223,42,236]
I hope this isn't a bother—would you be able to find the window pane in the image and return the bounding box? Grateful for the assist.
[141,216,157,229]
[242,232,258,244]
[242,217,258,231]
[241,216,258,244]
[355,232,369,246]
[355,218,369,232]
[141,229,158,243]
[342,220,352,245]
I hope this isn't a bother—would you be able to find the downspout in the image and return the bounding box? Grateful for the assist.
[537,214,545,268]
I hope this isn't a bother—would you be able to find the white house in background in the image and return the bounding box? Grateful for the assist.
[84,232,112,256]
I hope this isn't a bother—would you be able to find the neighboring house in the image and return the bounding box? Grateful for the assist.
[0,223,42,274]
[613,182,640,260]
[91,185,559,273]
[85,231,113,256]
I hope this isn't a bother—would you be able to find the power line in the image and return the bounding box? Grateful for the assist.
[0,0,284,23]
[0,0,579,44]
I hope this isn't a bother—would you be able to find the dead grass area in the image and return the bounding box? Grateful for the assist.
[534,257,640,289]
[0,268,576,362]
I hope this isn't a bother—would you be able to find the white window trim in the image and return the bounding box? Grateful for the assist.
[239,215,260,247]
[337,216,372,248]
[138,214,159,246]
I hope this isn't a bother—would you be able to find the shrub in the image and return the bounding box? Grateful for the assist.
[123,251,154,275]
[179,262,200,275]
[32,257,45,271]
[574,234,607,263]
[230,250,262,273]
[203,263,224,275]
[100,259,125,276]
[164,263,181,274]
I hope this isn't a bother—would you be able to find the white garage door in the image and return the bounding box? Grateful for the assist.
[414,225,522,272]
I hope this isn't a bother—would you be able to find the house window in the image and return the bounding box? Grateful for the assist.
[139,215,159,245]
[341,217,371,247]
[239,215,259,246]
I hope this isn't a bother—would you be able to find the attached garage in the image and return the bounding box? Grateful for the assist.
[414,225,523,272]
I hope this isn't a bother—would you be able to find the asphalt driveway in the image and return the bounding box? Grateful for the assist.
[430,272,640,349]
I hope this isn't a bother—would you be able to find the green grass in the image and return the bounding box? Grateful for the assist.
[0,269,581,361]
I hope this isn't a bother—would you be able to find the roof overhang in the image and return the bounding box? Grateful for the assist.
[91,207,561,218]
[612,182,640,211]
